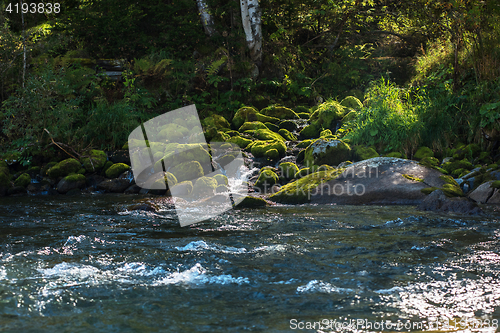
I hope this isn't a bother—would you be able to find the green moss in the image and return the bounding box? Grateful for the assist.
[64,173,86,182]
[250,140,286,158]
[238,121,268,132]
[414,146,434,160]
[260,105,299,120]
[297,112,310,119]
[153,172,178,189]
[254,169,279,190]
[14,173,31,188]
[105,163,130,178]
[102,161,113,174]
[421,187,439,195]
[214,174,228,185]
[419,156,439,168]
[77,168,86,175]
[310,100,346,130]
[80,150,107,172]
[279,162,299,180]
[441,183,464,197]
[451,168,468,178]
[236,196,268,208]
[296,140,313,148]
[353,146,379,161]
[264,148,279,160]
[154,143,211,175]
[341,110,357,122]
[158,123,190,142]
[490,181,500,189]
[270,168,343,204]
[299,124,320,139]
[294,105,310,114]
[169,161,204,183]
[453,143,481,160]
[320,129,333,137]
[402,174,423,182]
[304,139,351,167]
[295,167,311,178]
[47,158,82,178]
[225,130,240,136]
[226,136,252,149]
[442,159,474,174]
[439,175,459,187]
[278,128,297,141]
[0,172,11,189]
[233,106,279,129]
[211,131,230,142]
[202,114,230,130]
[248,128,286,142]
[340,96,363,110]
[385,152,404,158]
[264,122,279,132]
[192,176,218,198]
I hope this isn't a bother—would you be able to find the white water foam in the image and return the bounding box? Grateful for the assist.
[175,240,247,254]
[297,280,354,294]
[153,263,250,286]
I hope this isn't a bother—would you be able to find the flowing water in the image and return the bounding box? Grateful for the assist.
[1,194,500,332]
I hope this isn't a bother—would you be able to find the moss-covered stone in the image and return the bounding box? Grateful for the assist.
[295,167,311,178]
[102,161,113,175]
[264,122,279,132]
[236,196,268,208]
[442,159,474,174]
[202,114,231,130]
[250,140,286,158]
[310,100,346,130]
[232,106,279,129]
[211,131,230,142]
[441,183,464,197]
[279,162,299,180]
[297,112,310,119]
[414,146,434,160]
[279,120,298,132]
[352,146,379,161]
[227,136,252,149]
[64,173,86,182]
[341,110,357,122]
[278,128,297,141]
[452,168,469,178]
[299,124,319,139]
[47,158,82,179]
[105,163,130,178]
[320,129,333,137]
[214,174,228,185]
[225,130,240,137]
[168,161,204,183]
[192,176,218,198]
[154,143,212,175]
[169,180,193,196]
[158,123,190,142]
[270,168,343,204]
[265,148,280,160]
[453,143,481,160]
[490,180,500,189]
[385,152,404,158]
[152,172,178,189]
[247,128,286,142]
[294,105,310,114]
[81,150,107,172]
[260,105,299,120]
[254,169,279,190]
[14,173,31,188]
[402,174,423,182]
[421,187,439,195]
[340,96,363,110]
[304,139,351,167]
[296,140,313,148]
[238,121,268,132]
[419,156,440,168]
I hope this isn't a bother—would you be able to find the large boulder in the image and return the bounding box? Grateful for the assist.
[310,100,346,130]
[304,139,351,167]
[168,160,204,183]
[80,150,107,172]
[418,189,481,214]
[246,128,286,142]
[260,105,299,120]
[47,158,82,178]
[226,136,252,149]
[232,106,279,128]
[105,163,130,178]
[202,114,230,130]
[238,121,268,132]
[249,140,286,158]
[467,181,495,203]
[57,174,86,194]
[309,157,448,205]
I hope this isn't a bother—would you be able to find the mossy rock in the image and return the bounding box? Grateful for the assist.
[248,128,286,142]
[265,148,280,160]
[419,156,439,168]
[152,172,177,189]
[442,159,474,174]
[225,130,240,137]
[414,146,434,160]
[297,112,310,119]
[340,96,363,110]
[476,151,491,164]
[232,106,279,129]
[279,120,298,132]
[490,180,500,189]
[102,161,113,175]
[270,168,343,204]
[299,124,320,139]
[441,183,464,197]
[47,158,82,179]
[341,110,357,122]
[279,162,299,180]
[238,121,268,132]
[236,196,268,208]
[158,123,190,142]
[211,131,230,142]
[421,187,439,195]
[215,185,229,193]
[202,114,230,130]
[226,136,252,149]
[310,100,346,130]
[304,139,351,167]
[295,167,311,178]
[296,149,305,164]
[260,105,299,120]
[214,174,228,185]
[452,168,469,178]
[0,171,11,190]
[294,105,310,114]
[278,128,297,141]
[296,140,313,148]
[453,143,481,160]
[250,140,286,158]
[254,169,279,190]
[63,173,86,182]
[14,173,31,188]
[105,163,130,178]
[169,180,193,196]
[264,122,279,132]
[81,150,107,172]
[439,175,459,187]
[402,174,423,182]
[385,152,404,158]
[192,176,218,198]
[169,161,204,183]
[352,146,379,161]
[320,129,333,137]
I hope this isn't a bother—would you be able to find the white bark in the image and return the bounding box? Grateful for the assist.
[240,0,262,63]
[196,0,216,37]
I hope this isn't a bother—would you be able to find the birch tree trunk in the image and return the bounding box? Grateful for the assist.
[240,0,262,64]
[196,0,216,37]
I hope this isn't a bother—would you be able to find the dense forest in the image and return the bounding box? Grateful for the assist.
[1,0,500,167]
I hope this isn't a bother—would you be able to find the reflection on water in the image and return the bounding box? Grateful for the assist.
[0,194,499,332]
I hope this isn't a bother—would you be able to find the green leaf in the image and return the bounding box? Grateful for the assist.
[370,129,378,136]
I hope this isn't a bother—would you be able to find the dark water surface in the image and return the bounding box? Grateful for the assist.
[1,194,499,332]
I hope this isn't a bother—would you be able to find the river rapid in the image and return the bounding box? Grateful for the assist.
[1,194,500,332]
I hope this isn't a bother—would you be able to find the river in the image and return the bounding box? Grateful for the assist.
[1,194,499,332]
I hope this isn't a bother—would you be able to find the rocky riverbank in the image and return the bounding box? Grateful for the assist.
[1,98,500,215]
